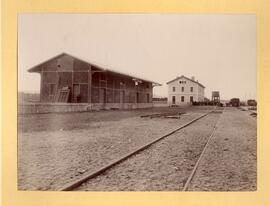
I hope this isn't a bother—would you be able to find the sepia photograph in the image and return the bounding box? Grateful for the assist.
[18,14,256,191]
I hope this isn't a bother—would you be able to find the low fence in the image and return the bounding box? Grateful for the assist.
[18,103,155,114]
[152,100,168,107]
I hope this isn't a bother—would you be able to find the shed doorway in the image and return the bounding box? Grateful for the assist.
[99,88,106,109]
[73,84,80,103]
[147,93,150,103]
[120,91,125,108]
[73,84,88,103]
[136,92,139,103]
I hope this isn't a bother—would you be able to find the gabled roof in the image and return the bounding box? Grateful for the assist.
[28,52,162,86]
[166,75,205,88]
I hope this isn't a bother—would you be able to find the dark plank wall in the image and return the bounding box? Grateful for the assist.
[73,58,89,71]
[39,54,153,104]
[41,71,89,103]
[91,72,152,104]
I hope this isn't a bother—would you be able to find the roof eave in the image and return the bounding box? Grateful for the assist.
[27,52,162,85]
[166,75,205,88]
[28,67,41,73]
[27,53,68,73]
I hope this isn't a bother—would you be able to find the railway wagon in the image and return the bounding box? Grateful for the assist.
[230,98,240,107]
[247,99,257,106]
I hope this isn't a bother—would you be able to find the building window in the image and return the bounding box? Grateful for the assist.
[173,87,175,92]
[181,87,184,92]
[179,81,186,84]
[190,96,193,102]
[190,87,193,92]
[181,96,184,102]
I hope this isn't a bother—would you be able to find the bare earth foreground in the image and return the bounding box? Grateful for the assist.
[76,112,220,191]
[188,107,257,191]
[18,106,256,191]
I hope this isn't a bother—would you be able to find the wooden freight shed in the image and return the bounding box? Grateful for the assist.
[28,53,161,110]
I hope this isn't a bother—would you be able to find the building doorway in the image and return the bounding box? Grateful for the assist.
[73,84,88,103]
[73,84,80,103]
[172,96,176,104]
[99,88,106,108]
[181,96,185,102]
[120,91,125,108]
[120,91,125,104]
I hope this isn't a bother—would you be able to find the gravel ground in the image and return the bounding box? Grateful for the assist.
[75,112,221,191]
[188,107,257,191]
[18,107,213,190]
[18,106,215,133]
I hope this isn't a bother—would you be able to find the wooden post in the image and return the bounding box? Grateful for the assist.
[112,75,115,103]
[88,66,92,103]
[71,71,74,103]
[40,69,43,102]
[105,74,107,104]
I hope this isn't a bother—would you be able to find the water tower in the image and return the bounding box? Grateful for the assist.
[212,91,220,103]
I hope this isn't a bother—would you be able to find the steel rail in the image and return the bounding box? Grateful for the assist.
[58,110,214,191]
[182,108,224,191]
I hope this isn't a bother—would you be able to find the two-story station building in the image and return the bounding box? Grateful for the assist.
[167,75,205,106]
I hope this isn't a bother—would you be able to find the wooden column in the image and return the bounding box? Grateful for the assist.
[88,66,92,103]
[113,76,115,103]
[40,69,43,102]
[71,71,74,103]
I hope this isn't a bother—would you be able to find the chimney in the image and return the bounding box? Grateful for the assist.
[191,76,195,81]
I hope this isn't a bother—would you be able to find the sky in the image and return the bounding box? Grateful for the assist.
[18,14,256,100]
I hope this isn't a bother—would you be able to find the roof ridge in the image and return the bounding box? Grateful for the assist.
[27,52,162,86]
[166,75,205,88]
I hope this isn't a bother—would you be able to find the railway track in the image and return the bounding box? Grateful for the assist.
[182,108,223,191]
[58,109,223,191]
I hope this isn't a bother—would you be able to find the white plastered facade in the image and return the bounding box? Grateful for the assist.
[167,76,205,106]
